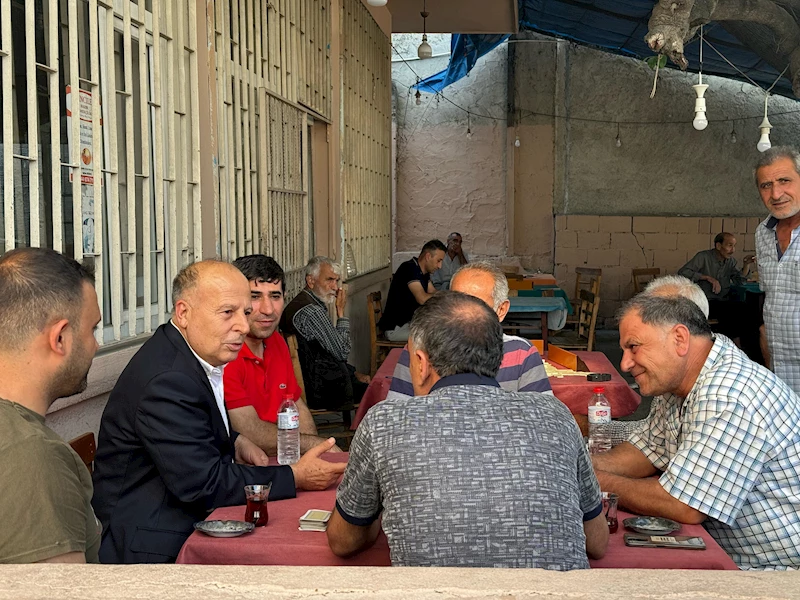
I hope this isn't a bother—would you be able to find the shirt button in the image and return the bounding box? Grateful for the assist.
[255,360,260,365]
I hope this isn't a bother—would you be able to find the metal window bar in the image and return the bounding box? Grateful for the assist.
[0,0,198,344]
[341,0,390,276]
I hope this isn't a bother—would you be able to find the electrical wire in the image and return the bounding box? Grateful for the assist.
[391,40,800,127]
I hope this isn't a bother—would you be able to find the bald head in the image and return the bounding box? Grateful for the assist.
[171,260,251,366]
[172,260,248,310]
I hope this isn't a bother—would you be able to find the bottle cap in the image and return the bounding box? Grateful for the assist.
[592,387,605,394]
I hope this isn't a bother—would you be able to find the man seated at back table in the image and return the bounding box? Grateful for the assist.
[678,232,754,343]
[593,293,800,570]
[327,291,608,568]
[378,239,446,342]
[385,261,552,401]
[431,232,469,291]
[224,255,341,455]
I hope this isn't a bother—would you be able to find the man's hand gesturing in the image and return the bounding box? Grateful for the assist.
[290,438,347,490]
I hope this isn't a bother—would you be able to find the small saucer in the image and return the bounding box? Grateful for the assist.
[623,516,681,535]
[194,520,255,538]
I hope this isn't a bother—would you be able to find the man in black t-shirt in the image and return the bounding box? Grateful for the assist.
[379,239,446,341]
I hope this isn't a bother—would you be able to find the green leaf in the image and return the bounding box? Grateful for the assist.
[645,54,668,70]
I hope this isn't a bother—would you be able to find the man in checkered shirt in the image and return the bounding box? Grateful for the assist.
[280,256,371,410]
[594,294,800,570]
[327,291,608,568]
[754,146,800,394]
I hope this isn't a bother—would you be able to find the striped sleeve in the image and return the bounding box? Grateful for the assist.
[385,348,414,402]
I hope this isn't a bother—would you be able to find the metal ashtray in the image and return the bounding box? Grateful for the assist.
[623,516,681,535]
[193,520,255,538]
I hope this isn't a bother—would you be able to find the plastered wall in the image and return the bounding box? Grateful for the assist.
[393,34,509,257]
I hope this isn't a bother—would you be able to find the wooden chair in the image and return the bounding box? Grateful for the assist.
[68,432,96,474]
[367,291,404,376]
[632,267,661,294]
[565,267,602,329]
[284,333,355,449]
[548,289,600,351]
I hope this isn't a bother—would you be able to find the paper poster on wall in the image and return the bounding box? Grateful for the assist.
[66,86,100,255]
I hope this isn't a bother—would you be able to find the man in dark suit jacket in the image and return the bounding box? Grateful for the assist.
[92,260,345,563]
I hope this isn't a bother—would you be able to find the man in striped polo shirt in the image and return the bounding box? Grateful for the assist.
[384,261,552,401]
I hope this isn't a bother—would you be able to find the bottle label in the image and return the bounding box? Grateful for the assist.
[277,412,300,430]
[588,405,611,425]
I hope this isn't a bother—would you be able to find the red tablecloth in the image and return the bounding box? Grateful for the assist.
[352,348,641,430]
[177,468,736,569]
[176,454,391,566]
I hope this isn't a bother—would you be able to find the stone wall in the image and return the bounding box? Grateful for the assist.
[553,215,762,326]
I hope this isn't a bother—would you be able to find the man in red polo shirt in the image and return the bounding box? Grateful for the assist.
[224,255,340,455]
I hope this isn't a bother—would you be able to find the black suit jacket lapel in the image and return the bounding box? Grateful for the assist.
[162,323,232,447]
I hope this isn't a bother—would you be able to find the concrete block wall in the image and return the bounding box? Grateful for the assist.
[554,215,764,327]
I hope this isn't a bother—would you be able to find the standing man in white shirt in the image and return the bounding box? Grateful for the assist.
[754,146,800,393]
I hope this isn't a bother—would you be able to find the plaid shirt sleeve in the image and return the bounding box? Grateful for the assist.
[292,303,351,362]
[335,414,383,525]
[658,398,769,526]
[629,395,674,472]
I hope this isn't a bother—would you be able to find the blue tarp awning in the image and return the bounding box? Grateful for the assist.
[416,0,793,97]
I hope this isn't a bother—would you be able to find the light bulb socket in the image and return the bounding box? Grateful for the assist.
[692,83,709,98]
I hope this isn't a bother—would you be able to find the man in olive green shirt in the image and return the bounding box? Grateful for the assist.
[0,248,102,563]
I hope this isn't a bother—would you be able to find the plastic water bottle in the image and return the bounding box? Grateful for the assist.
[277,393,300,465]
[588,386,612,454]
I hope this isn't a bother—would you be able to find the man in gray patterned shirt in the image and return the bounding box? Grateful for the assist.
[327,292,608,568]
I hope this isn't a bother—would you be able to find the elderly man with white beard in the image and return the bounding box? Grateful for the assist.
[280,256,371,411]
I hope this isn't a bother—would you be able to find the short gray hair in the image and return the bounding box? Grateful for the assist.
[305,256,341,279]
[617,294,713,338]
[451,261,509,311]
[642,275,709,318]
[409,291,503,378]
[754,146,800,185]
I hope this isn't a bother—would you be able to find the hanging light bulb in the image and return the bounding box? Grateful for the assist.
[418,1,432,59]
[414,90,421,106]
[466,111,472,139]
[692,27,709,131]
[367,0,387,6]
[730,122,737,144]
[514,135,521,148]
[692,76,709,131]
[615,123,621,148]
[757,94,772,152]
